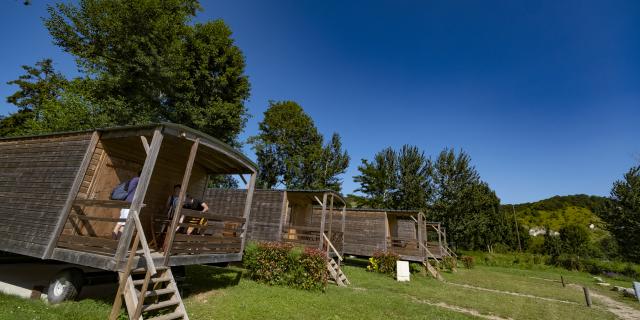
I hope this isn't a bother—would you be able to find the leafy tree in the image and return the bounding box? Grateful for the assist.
[558,224,590,257]
[3,0,250,143]
[600,165,640,262]
[1,59,68,136]
[543,225,562,257]
[250,101,349,191]
[354,145,431,209]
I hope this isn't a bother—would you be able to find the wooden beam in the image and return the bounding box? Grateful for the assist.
[43,131,100,259]
[163,138,200,265]
[114,129,164,263]
[318,193,328,250]
[417,212,424,258]
[238,174,247,185]
[277,191,288,242]
[313,196,323,206]
[383,211,389,252]
[140,136,149,155]
[341,205,346,256]
[240,173,257,251]
[327,194,334,248]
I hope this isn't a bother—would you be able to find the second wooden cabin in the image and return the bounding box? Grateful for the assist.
[204,189,347,255]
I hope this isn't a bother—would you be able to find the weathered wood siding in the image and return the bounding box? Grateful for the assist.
[204,189,283,242]
[341,210,387,257]
[0,133,93,257]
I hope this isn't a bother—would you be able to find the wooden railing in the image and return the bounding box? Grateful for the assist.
[387,237,422,257]
[167,209,245,256]
[323,233,343,262]
[282,225,321,247]
[57,199,131,256]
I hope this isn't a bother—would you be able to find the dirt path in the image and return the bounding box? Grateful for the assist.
[446,282,577,305]
[406,295,512,320]
[528,276,640,319]
[566,284,640,320]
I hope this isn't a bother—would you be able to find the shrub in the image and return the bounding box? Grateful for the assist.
[368,251,399,275]
[243,241,327,291]
[461,256,475,269]
[409,262,423,274]
[441,256,458,271]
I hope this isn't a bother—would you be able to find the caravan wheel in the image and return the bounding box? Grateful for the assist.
[47,268,84,304]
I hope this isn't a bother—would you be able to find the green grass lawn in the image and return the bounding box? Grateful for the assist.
[0,262,637,319]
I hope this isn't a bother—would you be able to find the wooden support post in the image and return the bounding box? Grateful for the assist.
[318,193,328,250]
[163,138,199,265]
[383,212,389,252]
[417,213,424,258]
[583,287,592,307]
[277,191,288,241]
[240,173,257,251]
[115,129,164,264]
[44,131,100,259]
[341,204,346,255]
[437,223,443,255]
[328,194,334,248]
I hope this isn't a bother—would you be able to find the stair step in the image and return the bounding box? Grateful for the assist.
[131,266,169,274]
[132,276,171,286]
[145,287,176,297]
[142,298,180,312]
[146,311,185,320]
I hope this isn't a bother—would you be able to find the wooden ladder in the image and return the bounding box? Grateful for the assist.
[422,259,443,281]
[109,213,189,320]
[327,257,350,286]
[322,233,349,286]
[419,242,443,281]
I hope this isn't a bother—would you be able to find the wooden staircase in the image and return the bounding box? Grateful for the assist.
[322,233,349,286]
[419,241,443,281]
[109,213,189,320]
[327,257,350,286]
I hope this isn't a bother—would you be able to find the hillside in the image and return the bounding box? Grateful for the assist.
[503,194,610,231]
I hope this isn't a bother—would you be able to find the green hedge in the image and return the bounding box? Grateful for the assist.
[243,242,328,291]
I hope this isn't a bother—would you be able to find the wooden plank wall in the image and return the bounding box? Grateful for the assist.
[0,133,93,257]
[339,210,387,257]
[203,189,283,242]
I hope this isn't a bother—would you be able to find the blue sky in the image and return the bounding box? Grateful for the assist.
[1,1,638,204]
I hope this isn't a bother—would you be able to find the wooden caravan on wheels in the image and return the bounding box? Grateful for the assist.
[0,123,258,320]
[205,189,350,286]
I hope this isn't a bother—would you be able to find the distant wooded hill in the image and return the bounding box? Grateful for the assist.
[503,194,610,231]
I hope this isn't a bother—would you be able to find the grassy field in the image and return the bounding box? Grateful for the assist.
[0,261,638,319]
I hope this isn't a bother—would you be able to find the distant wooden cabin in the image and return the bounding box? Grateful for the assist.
[342,208,451,262]
[204,189,347,255]
[0,123,258,319]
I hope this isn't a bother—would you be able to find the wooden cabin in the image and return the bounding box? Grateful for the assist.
[0,123,257,320]
[342,208,451,262]
[204,189,347,255]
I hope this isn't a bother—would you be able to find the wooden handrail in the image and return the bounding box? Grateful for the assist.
[69,213,126,223]
[131,212,157,275]
[322,233,343,262]
[419,241,440,262]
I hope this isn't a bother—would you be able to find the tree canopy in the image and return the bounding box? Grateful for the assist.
[250,101,349,191]
[2,0,250,144]
[354,146,512,250]
[600,165,640,263]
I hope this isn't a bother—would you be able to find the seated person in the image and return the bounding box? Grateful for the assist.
[112,172,140,239]
[182,195,209,235]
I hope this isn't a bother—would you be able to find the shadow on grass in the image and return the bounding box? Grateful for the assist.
[181,265,245,297]
[344,256,370,268]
